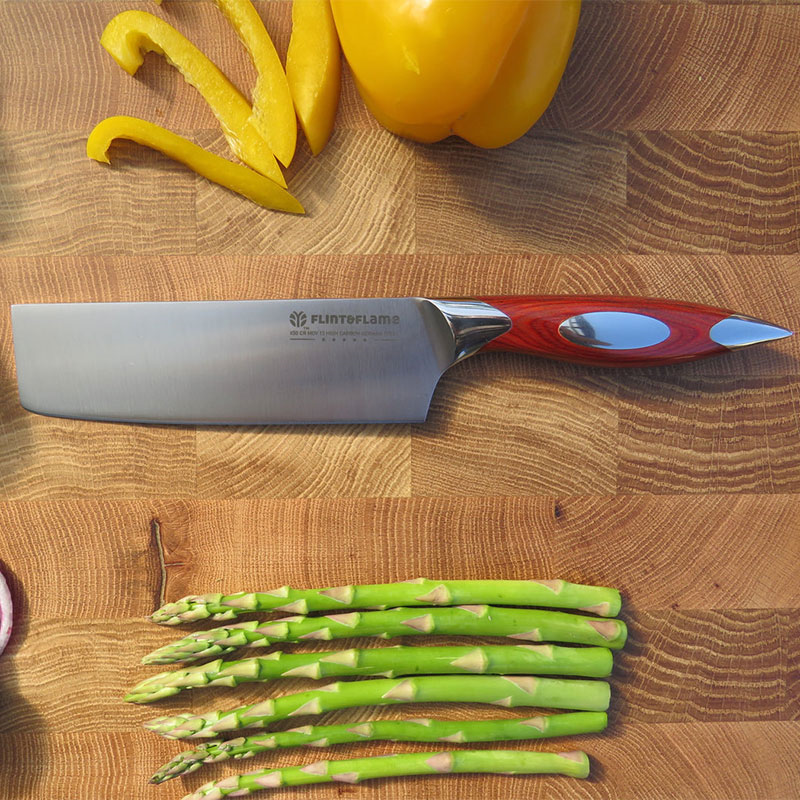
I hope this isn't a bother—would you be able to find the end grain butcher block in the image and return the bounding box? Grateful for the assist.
[0,2,799,799]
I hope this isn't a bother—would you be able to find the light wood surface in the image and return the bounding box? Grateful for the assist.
[1,2,799,799]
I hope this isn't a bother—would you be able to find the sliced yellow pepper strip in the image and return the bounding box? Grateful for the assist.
[100,10,286,188]
[286,0,341,156]
[87,116,304,213]
[154,0,297,166]
[452,1,581,148]
[209,0,297,167]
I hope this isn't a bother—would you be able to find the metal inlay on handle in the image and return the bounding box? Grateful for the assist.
[709,314,794,349]
[558,311,671,350]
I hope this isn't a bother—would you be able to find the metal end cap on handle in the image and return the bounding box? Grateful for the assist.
[709,315,794,349]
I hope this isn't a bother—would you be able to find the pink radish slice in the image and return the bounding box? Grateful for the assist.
[0,570,11,655]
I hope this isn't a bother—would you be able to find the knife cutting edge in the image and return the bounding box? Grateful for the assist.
[10,296,793,425]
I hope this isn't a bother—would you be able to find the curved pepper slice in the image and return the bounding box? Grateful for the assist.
[87,116,304,213]
[155,0,296,165]
[286,0,341,156]
[100,10,286,187]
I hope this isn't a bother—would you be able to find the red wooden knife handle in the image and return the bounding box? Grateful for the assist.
[476,295,732,367]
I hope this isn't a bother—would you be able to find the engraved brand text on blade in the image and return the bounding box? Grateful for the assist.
[301,314,402,326]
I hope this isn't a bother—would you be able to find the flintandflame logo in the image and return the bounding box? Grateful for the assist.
[289,310,307,328]
[289,310,402,328]
[288,308,403,343]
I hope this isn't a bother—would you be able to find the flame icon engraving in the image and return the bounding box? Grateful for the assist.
[289,311,307,328]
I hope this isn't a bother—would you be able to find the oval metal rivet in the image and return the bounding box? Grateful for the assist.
[558,311,671,350]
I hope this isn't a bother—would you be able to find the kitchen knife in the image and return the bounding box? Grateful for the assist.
[10,296,792,425]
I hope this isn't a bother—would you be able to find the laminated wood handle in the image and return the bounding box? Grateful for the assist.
[474,295,789,367]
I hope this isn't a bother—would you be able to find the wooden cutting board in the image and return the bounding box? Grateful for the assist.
[1,2,799,798]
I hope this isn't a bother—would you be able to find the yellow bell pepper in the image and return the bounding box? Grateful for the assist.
[155,0,297,167]
[87,116,304,213]
[100,10,286,187]
[329,0,580,148]
[286,0,341,156]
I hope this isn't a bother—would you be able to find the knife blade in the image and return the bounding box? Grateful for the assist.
[10,296,792,425]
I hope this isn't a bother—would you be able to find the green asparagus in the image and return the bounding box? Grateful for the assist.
[152,578,621,625]
[182,749,590,798]
[144,674,611,739]
[143,605,627,665]
[128,643,613,704]
[152,712,607,783]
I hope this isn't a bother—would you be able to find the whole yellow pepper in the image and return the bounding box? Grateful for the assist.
[330,0,580,148]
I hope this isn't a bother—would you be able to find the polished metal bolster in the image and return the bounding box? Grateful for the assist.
[419,299,512,366]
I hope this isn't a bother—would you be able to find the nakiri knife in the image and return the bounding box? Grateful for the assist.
[10,296,792,425]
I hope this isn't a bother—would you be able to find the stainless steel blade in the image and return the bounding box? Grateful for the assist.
[11,298,475,424]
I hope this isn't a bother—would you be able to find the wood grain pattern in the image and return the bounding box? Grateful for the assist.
[416,132,627,254]
[1,1,799,798]
[543,4,800,131]
[416,361,620,496]
[196,425,413,498]
[617,371,800,493]
[195,129,416,254]
[0,131,198,257]
[627,132,800,254]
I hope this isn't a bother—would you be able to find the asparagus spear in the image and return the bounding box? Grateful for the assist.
[182,749,590,798]
[144,674,611,739]
[152,712,607,783]
[143,605,627,665]
[128,644,613,704]
[152,579,621,625]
